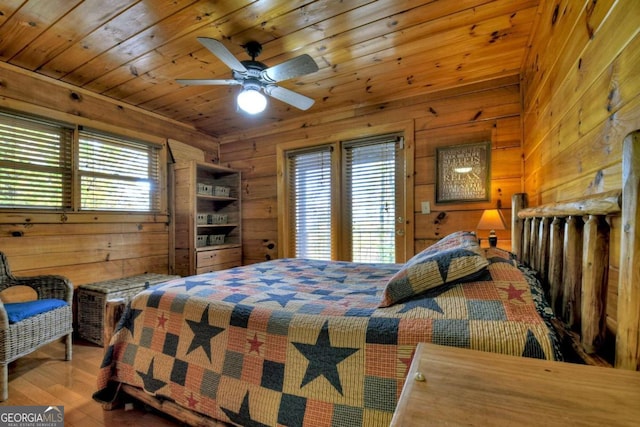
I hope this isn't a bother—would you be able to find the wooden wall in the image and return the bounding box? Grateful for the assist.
[220,76,524,265]
[0,62,219,287]
[521,0,640,332]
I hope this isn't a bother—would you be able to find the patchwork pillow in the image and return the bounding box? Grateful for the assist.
[424,230,480,253]
[482,247,518,266]
[3,299,68,323]
[379,246,489,307]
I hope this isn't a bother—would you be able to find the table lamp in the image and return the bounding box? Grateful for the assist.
[476,209,507,247]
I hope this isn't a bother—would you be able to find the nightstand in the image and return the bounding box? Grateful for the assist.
[391,343,640,426]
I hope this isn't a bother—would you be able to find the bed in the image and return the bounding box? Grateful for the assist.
[94,131,639,426]
[94,239,559,426]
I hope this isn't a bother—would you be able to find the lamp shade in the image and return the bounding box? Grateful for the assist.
[237,87,267,114]
[476,209,507,247]
[476,209,507,231]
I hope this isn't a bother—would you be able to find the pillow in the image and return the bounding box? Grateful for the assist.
[424,230,479,252]
[483,247,518,266]
[379,246,488,307]
[3,299,68,323]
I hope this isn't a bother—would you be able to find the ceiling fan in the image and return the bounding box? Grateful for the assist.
[176,37,319,114]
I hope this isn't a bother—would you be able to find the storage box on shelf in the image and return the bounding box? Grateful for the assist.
[173,160,242,276]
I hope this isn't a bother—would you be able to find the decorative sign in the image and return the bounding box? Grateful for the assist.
[436,142,490,203]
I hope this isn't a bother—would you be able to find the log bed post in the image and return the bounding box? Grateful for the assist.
[538,217,551,291]
[548,217,565,315]
[530,217,540,271]
[562,216,583,330]
[616,131,640,370]
[511,194,526,259]
[522,217,531,265]
[581,215,609,353]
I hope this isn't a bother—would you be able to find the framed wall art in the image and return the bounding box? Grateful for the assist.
[436,141,491,203]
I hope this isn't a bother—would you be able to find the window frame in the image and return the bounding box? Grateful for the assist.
[277,121,415,263]
[0,111,74,210]
[285,144,337,260]
[340,133,402,263]
[0,109,168,224]
[77,128,162,213]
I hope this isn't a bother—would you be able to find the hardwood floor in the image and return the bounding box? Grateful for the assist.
[1,338,181,426]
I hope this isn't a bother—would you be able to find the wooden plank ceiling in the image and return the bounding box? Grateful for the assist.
[0,0,539,139]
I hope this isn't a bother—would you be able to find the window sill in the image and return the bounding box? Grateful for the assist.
[0,211,170,224]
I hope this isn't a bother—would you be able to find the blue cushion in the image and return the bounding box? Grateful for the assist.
[4,299,68,324]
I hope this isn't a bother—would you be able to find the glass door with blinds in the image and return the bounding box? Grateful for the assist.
[286,145,335,260]
[283,133,404,263]
[342,135,400,263]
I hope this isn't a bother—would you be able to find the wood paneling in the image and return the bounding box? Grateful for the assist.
[521,0,640,336]
[0,0,539,138]
[0,1,637,354]
[0,58,219,287]
[222,80,522,264]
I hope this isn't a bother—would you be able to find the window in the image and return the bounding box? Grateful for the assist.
[0,112,73,209]
[0,110,163,213]
[287,146,333,259]
[282,133,404,263]
[79,130,161,211]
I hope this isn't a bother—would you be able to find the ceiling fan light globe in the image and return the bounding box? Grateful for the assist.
[237,88,267,114]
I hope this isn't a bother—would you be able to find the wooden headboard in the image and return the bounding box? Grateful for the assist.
[511,131,639,370]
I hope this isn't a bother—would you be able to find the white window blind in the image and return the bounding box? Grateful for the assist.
[287,146,333,260]
[0,112,72,209]
[344,135,398,263]
[79,130,161,211]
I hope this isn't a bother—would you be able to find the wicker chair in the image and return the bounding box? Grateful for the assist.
[0,252,73,401]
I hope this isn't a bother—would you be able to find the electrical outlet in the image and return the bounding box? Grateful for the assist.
[421,201,431,214]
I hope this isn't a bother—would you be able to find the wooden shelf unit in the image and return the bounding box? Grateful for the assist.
[173,160,242,276]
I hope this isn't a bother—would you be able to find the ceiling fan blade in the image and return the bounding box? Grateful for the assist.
[197,37,247,73]
[264,85,315,110]
[261,54,319,83]
[176,78,241,86]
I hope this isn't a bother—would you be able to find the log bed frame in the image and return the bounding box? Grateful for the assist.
[512,130,639,370]
[102,131,639,425]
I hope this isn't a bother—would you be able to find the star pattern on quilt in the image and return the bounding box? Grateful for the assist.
[523,329,546,359]
[182,279,209,292]
[221,391,269,427]
[346,286,378,296]
[501,283,527,303]
[185,305,225,362]
[397,296,443,314]
[399,348,416,373]
[121,306,143,337]
[247,333,264,354]
[157,312,167,329]
[136,358,166,394]
[438,248,478,282]
[100,345,114,369]
[186,392,198,408]
[257,292,303,307]
[293,320,359,395]
[260,278,282,287]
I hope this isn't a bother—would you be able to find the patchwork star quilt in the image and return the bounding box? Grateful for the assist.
[95,256,560,427]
